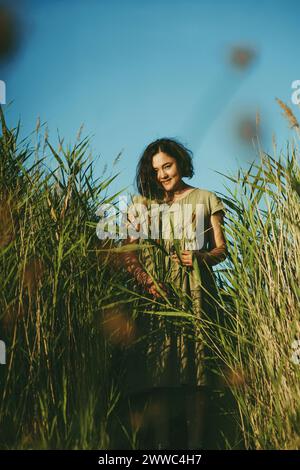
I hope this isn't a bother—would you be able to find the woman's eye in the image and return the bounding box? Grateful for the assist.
[154,164,171,172]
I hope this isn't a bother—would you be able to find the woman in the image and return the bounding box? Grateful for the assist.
[122,138,227,449]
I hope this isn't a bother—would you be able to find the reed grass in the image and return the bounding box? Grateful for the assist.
[209,139,300,448]
[0,106,131,449]
[1,102,300,449]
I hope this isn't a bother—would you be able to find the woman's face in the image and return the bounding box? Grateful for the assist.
[152,151,181,192]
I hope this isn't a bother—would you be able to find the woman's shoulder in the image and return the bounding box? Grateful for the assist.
[190,187,226,214]
[189,187,218,200]
[128,188,225,214]
[128,194,154,211]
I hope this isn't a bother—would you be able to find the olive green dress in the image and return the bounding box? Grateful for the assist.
[126,187,226,394]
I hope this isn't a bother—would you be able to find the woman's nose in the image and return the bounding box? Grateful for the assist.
[159,169,167,180]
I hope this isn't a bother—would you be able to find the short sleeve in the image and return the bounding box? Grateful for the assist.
[209,192,226,216]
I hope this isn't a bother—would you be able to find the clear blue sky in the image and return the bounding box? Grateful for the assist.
[2,0,300,200]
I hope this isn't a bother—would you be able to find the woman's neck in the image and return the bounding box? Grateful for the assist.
[163,182,194,202]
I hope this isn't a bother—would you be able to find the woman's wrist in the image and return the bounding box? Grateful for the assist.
[195,250,209,265]
[133,267,153,287]
[195,246,227,267]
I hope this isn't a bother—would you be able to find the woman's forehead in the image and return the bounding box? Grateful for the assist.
[152,152,175,167]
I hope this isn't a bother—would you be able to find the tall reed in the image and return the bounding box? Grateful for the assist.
[0,106,131,449]
[210,141,300,449]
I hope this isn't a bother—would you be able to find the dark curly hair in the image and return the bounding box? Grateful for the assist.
[135,138,194,201]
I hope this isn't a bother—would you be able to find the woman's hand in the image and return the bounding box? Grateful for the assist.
[144,275,168,299]
[147,281,168,299]
[171,211,228,268]
[171,250,194,267]
[171,249,209,267]
[135,268,168,299]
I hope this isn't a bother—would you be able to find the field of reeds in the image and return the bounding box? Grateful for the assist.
[0,103,299,449]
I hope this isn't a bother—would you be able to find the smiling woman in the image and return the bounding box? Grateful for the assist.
[122,138,228,449]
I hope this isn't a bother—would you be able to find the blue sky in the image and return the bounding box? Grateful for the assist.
[2,0,300,200]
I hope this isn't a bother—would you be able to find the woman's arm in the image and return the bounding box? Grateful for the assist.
[121,203,148,284]
[122,238,167,298]
[196,210,228,267]
[172,210,228,267]
[122,237,150,286]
